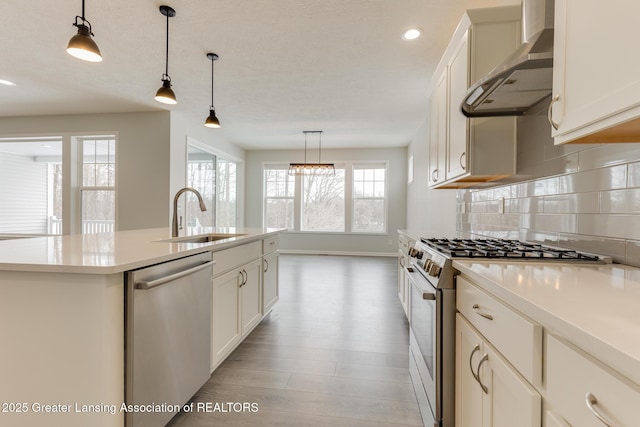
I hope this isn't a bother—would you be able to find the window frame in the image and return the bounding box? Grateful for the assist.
[263,163,297,230]
[78,136,117,234]
[262,160,389,235]
[351,162,388,234]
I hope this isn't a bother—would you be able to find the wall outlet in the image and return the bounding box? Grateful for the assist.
[498,197,505,214]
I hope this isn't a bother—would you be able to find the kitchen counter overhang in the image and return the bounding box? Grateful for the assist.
[0,227,283,274]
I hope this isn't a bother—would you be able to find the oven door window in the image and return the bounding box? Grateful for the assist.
[410,281,436,379]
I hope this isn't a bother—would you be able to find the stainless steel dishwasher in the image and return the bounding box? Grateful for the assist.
[125,252,214,427]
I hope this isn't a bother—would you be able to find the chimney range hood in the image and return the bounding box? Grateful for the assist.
[461,0,554,117]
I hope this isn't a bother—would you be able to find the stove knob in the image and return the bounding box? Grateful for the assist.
[428,262,440,277]
[433,265,442,278]
[424,260,433,271]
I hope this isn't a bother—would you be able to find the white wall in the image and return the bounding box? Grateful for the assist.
[0,112,171,231]
[245,147,407,255]
[406,117,457,234]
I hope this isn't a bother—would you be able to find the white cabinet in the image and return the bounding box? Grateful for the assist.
[551,0,640,144]
[240,258,263,335]
[546,334,640,427]
[456,314,541,427]
[210,240,263,370]
[428,6,520,188]
[397,233,414,318]
[211,267,242,369]
[262,235,279,313]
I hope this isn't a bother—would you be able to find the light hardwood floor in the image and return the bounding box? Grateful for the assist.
[168,254,422,426]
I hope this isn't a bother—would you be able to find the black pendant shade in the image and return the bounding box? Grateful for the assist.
[154,5,177,105]
[66,0,102,62]
[204,52,221,128]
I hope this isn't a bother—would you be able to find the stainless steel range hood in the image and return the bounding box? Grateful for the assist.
[461,0,555,117]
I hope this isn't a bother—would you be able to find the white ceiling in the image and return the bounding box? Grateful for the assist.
[0,0,519,150]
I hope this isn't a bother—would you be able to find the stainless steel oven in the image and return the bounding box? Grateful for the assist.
[409,271,455,427]
[406,237,610,427]
[407,257,455,427]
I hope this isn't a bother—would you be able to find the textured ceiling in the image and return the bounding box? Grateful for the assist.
[0,0,519,150]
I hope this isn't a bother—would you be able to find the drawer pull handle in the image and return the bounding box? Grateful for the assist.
[548,94,560,130]
[469,345,488,394]
[476,354,489,394]
[472,304,494,320]
[469,344,481,384]
[585,393,613,427]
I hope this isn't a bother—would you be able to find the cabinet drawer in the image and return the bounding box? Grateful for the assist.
[546,334,640,427]
[212,241,261,276]
[262,235,279,254]
[456,276,542,385]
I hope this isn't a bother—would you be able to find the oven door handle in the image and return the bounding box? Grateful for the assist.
[422,291,436,300]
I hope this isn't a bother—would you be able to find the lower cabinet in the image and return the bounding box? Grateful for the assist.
[240,258,262,335]
[546,334,640,427]
[262,250,278,313]
[211,257,263,371]
[455,314,541,427]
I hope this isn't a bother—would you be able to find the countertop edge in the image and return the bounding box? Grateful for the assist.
[0,228,284,275]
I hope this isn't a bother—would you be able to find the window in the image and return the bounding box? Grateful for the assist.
[264,165,295,229]
[0,137,63,235]
[263,162,387,233]
[187,146,216,228]
[216,158,237,228]
[80,137,116,234]
[186,142,238,228]
[301,169,345,231]
[352,164,386,232]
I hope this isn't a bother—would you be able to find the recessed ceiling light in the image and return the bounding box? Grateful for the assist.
[0,79,16,86]
[402,28,422,41]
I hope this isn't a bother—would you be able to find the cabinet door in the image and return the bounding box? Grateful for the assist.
[456,314,541,427]
[552,0,640,144]
[211,267,242,370]
[435,70,448,184]
[428,88,441,186]
[262,251,279,313]
[482,341,541,427]
[456,314,484,427]
[240,258,262,336]
[447,31,469,181]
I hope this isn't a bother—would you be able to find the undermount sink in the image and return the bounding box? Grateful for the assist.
[161,233,247,244]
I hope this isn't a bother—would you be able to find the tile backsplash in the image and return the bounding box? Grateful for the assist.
[457,118,640,266]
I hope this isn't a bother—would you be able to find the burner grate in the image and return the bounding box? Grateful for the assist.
[420,238,602,262]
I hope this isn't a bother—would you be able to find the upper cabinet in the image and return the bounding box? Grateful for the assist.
[550,0,640,144]
[429,6,521,189]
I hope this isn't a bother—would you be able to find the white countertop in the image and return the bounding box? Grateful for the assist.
[0,227,283,274]
[453,260,640,386]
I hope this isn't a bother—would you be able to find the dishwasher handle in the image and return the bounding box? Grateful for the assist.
[135,260,215,290]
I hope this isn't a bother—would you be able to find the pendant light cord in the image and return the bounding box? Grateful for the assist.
[211,58,216,110]
[164,12,170,78]
[81,0,85,19]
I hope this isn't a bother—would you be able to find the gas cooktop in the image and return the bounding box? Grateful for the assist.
[420,238,610,263]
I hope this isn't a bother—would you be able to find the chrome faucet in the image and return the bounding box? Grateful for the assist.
[172,187,207,237]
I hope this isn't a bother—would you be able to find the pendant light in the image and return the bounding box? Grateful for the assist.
[289,131,335,175]
[154,5,177,105]
[66,0,102,62]
[204,53,221,128]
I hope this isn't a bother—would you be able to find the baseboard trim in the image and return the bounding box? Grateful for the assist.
[279,249,397,257]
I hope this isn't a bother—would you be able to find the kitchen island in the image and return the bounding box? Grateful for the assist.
[0,227,282,427]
